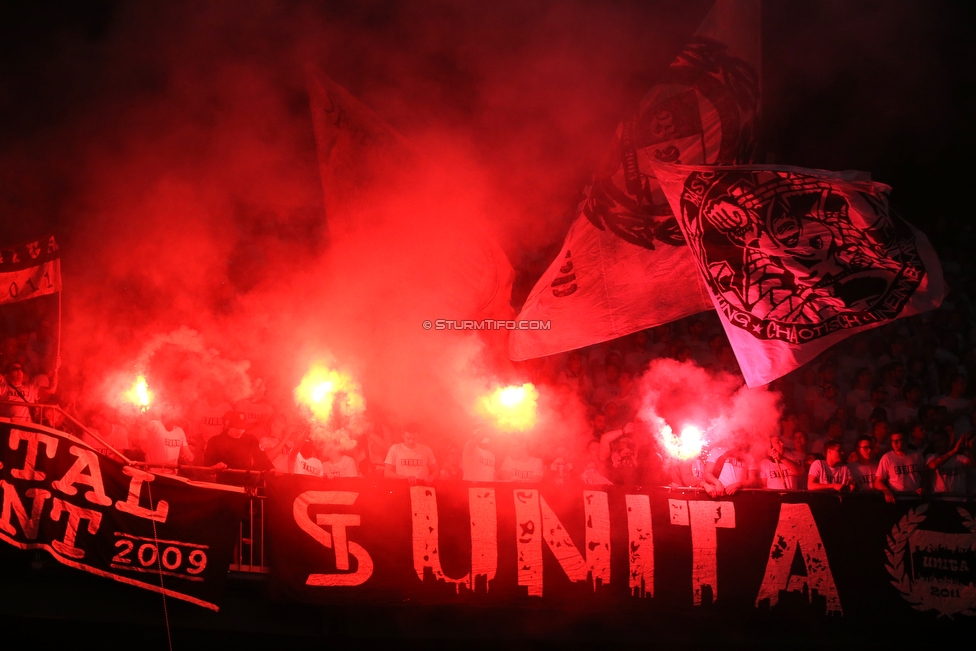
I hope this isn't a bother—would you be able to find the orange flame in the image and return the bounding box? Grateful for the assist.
[477,383,538,432]
[294,364,365,422]
[661,424,706,460]
[124,375,153,411]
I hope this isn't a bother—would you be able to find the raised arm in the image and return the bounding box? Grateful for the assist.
[599,423,635,461]
[928,436,965,471]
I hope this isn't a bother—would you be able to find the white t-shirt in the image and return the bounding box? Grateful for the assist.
[143,421,187,466]
[385,443,437,480]
[707,448,755,487]
[876,451,924,493]
[0,381,40,423]
[188,400,233,444]
[259,437,292,474]
[783,448,806,464]
[759,458,798,490]
[808,460,852,487]
[926,454,967,494]
[83,423,131,457]
[500,456,544,482]
[848,461,878,491]
[461,445,496,481]
[322,455,359,478]
[294,451,324,477]
[234,399,274,427]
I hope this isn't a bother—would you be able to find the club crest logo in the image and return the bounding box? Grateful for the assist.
[886,505,976,617]
[677,169,926,343]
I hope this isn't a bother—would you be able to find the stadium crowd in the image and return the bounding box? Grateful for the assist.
[1,221,974,497]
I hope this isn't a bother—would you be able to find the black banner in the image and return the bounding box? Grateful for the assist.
[267,475,976,620]
[0,234,61,304]
[0,235,59,272]
[0,420,247,610]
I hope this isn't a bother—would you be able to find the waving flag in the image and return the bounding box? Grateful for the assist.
[652,163,946,387]
[306,62,415,240]
[0,235,61,305]
[510,0,761,360]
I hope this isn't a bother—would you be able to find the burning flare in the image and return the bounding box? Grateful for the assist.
[477,383,538,432]
[294,363,365,422]
[124,375,153,411]
[661,424,706,461]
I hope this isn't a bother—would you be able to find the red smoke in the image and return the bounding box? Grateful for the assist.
[638,358,782,457]
[3,2,707,444]
[0,1,713,445]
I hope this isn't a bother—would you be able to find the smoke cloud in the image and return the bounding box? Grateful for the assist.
[637,358,782,458]
[0,1,714,446]
[3,1,960,451]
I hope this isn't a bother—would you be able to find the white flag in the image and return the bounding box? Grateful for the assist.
[0,235,61,306]
[653,163,947,387]
[511,0,761,360]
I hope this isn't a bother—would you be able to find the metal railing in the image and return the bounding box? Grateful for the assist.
[231,494,269,573]
[5,399,976,577]
[0,400,273,573]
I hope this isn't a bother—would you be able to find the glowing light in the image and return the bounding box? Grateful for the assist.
[311,381,334,403]
[499,386,525,407]
[477,383,538,432]
[124,375,153,411]
[661,424,706,461]
[295,364,365,422]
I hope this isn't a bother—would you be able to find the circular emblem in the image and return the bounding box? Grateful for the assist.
[885,505,976,617]
[679,169,926,343]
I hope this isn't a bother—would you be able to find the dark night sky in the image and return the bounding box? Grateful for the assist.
[0,0,973,286]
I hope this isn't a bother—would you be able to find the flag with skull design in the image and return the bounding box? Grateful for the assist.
[652,163,946,387]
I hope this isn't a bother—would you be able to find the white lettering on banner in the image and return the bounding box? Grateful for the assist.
[513,489,611,597]
[50,498,102,559]
[9,430,59,481]
[110,533,209,579]
[293,491,373,586]
[755,503,842,614]
[626,494,654,598]
[582,491,611,586]
[514,491,542,596]
[410,486,497,592]
[52,446,112,507]
[0,259,61,306]
[0,481,51,539]
[115,467,169,522]
[670,499,736,605]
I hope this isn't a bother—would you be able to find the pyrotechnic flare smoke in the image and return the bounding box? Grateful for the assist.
[476,383,539,432]
[638,358,781,460]
[294,363,366,425]
[102,326,254,415]
[124,375,153,412]
[308,424,356,452]
[660,424,706,461]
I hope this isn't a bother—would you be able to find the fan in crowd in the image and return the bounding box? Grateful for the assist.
[3,222,975,496]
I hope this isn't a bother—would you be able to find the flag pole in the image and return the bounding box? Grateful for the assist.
[57,290,62,360]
